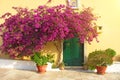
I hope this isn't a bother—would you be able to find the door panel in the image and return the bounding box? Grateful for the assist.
[63,38,84,66]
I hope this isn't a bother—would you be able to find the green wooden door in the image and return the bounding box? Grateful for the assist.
[63,38,84,66]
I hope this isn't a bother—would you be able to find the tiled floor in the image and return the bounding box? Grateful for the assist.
[0,68,120,80]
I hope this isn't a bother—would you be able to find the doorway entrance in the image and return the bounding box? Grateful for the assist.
[63,38,84,66]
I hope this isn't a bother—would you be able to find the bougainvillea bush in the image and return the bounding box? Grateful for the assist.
[0,5,98,58]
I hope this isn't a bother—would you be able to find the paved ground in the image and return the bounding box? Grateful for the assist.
[0,68,120,80]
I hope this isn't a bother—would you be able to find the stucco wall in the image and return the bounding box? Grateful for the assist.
[0,0,120,61]
[81,0,120,61]
[0,0,66,24]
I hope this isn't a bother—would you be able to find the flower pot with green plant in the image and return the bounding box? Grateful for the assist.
[31,52,54,73]
[85,48,116,74]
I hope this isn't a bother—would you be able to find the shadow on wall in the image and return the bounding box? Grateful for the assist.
[41,41,62,66]
[0,41,61,66]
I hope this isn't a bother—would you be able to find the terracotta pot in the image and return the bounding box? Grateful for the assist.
[36,65,47,73]
[96,66,107,75]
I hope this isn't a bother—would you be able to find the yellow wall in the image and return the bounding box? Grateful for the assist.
[0,0,120,61]
[0,0,66,17]
[81,0,120,60]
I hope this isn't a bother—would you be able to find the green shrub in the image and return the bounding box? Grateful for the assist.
[85,48,116,70]
[105,48,116,57]
[31,52,54,66]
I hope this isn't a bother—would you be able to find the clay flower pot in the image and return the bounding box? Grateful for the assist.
[96,66,107,75]
[36,65,47,73]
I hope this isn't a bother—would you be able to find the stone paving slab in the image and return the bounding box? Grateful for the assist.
[0,68,120,80]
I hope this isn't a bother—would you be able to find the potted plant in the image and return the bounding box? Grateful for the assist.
[59,62,65,70]
[85,48,116,74]
[31,52,54,73]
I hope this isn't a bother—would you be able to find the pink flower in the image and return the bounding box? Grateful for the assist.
[0,5,99,57]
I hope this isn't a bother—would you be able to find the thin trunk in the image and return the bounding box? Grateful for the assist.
[53,40,63,66]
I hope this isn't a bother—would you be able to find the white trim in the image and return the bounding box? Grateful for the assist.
[0,59,36,70]
[0,59,60,71]
[0,59,120,72]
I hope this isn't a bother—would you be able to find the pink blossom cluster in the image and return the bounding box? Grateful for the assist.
[0,5,98,58]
